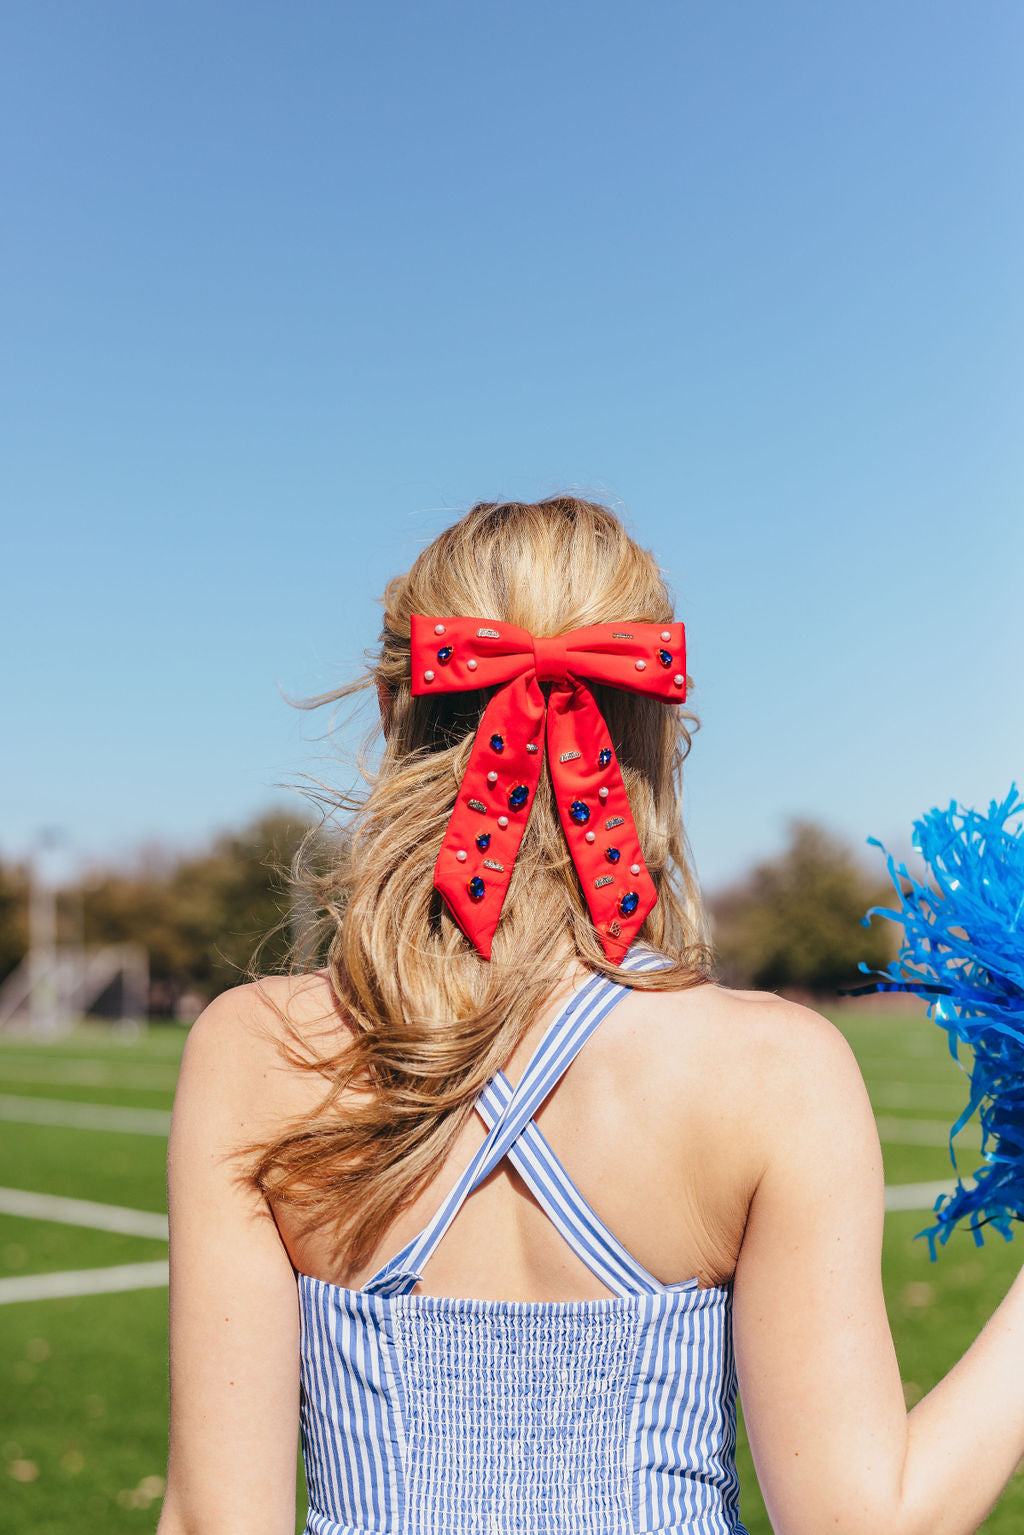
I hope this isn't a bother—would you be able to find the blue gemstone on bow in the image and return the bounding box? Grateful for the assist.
[598,748,612,768]
[437,645,454,664]
[618,890,639,917]
[605,847,621,863]
[508,784,529,810]
[475,832,491,851]
[468,876,486,902]
[657,649,672,667]
[569,800,590,825]
[490,734,504,753]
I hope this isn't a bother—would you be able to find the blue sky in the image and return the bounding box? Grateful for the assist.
[3,1,1021,892]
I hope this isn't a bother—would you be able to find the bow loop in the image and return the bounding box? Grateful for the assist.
[408,615,686,960]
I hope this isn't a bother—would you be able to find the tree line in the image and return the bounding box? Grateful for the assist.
[0,810,896,1014]
[709,819,896,996]
[0,812,322,1018]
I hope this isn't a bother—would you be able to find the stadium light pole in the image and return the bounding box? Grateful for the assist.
[28,827,68,1040]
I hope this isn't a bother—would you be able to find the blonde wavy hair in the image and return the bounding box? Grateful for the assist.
[250,496,711,1279]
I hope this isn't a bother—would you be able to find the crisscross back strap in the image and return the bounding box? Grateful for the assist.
[362,947,669,1297]
[473,1072,691,1296]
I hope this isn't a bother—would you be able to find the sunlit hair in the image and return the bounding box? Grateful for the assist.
[249,496,711,1280]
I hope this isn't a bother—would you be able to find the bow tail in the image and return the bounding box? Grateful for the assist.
[546,680,658,960]
[433,673,546,958]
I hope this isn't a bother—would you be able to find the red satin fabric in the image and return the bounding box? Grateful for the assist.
[409,616,686,960]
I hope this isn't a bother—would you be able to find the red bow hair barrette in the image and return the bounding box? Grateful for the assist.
[409,615,686,960]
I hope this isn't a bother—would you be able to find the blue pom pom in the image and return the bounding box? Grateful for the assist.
[863,787,1024,1254]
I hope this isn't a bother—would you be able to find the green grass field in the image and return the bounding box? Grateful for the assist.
[2,1007,1022,1534]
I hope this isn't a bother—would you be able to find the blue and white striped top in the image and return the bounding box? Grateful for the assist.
[297,949,746,1534]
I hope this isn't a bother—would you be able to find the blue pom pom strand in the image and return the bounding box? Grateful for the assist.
[862,786,1024,1255]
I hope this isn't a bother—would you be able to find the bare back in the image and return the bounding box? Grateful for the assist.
[250,966,773,1301]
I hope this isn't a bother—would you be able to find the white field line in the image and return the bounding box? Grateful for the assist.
[884,1180,963,1213]
[0,1261,169,1305]
[0,1186,168,1239]
[0,1094,171,1135]
[869,1083,969,1111]
[0,1059,179,1090]
[875,1116,982,1150]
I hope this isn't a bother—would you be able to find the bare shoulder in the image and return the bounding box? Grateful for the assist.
[635,979,854,1064]
[176,972,350,1137]
[622,981,867,1130]
[184,971,344,1059]
[697,983,858,1067]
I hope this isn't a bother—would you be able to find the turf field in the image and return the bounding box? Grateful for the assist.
[1,1008,1022,1535]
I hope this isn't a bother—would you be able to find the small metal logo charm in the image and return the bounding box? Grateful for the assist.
[559,749,581,763]
[476,627,500,638]
[468,799,487,813]
[611,632,633,639]
[605,815,625,829]
[483,859,505,872]
[594,875,614,889]
[609,920,622,938]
